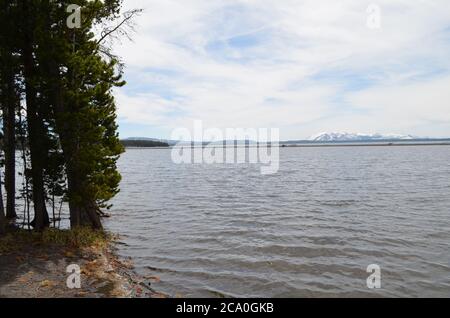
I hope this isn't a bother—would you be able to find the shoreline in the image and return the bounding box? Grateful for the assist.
[0,229,167,298]
[123,142,450,150]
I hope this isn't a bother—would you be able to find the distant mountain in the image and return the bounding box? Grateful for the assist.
[309,132,416,142]
[123,133,449,147]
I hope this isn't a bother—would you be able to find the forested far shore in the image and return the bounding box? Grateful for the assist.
[120,140,170,148]
[0,0,139,234]
[0,138,169,149]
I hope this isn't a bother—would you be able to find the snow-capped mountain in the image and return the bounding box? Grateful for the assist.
[309,132,415,142]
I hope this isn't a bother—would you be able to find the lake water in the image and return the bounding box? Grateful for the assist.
[105,146,450,297]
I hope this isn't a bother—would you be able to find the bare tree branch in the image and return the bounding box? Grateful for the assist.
[96,9,142,46]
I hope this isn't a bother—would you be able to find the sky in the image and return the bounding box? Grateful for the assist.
[113,0,450,140]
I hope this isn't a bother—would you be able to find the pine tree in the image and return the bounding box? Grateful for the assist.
[60,0,125,229]
[36,0,126,229]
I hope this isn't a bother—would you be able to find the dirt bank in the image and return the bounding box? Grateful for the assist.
[0,228,167,298]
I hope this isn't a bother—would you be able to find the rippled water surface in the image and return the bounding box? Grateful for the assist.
[105,146,450,297]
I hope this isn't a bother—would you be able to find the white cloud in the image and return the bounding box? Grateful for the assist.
[114,0,450,139]
[345,75,450,134]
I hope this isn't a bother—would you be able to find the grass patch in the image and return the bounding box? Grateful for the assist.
[0,227,111,254]
[42,227,111,248]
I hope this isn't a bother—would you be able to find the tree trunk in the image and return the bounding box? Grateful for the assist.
[21,0,49,231]
[4,78,16,219]
[46,59,80,229]
[23,54,50,230]
[66,166,83,228]
[85,205,103,230]
[0,0,17,219]
[0,172,6,235]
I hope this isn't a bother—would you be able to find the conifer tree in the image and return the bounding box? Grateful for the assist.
[37,0,126,229]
